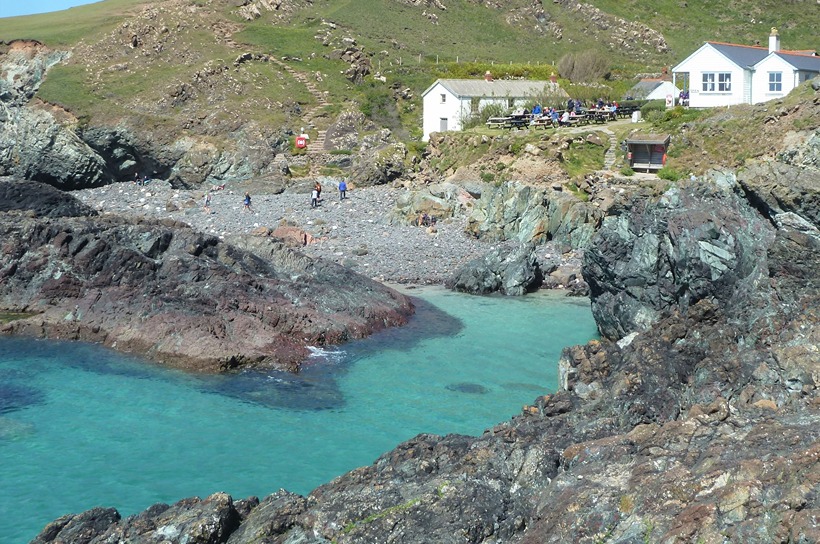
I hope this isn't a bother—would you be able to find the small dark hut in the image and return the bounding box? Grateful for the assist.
[626,133,671,172]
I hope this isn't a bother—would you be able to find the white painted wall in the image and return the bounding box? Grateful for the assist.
[674,45,749,108]
[422,83,465,142]
[646,81,681,101]
[752,55,794,103]
[422,83,532,141]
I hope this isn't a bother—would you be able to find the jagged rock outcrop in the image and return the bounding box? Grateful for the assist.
[349,133,408,186]
[737,159,820,224]
[0,181,413,372]
[0,42,111,189]
[446,242,542,295]
[583,175,773,340]
[389,181,467,224]
[467,181,602,249]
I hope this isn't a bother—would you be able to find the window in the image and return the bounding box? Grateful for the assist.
[768,72,782,92]
[702,73,715,92]
[718,73,731,92]
[440,94,446,104]
[702,72,731,92]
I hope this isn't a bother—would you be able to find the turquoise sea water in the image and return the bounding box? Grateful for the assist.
[0,287,598,543]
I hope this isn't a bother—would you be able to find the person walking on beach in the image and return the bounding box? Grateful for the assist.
[338,178,347,200]
[311,187,319,208]
[203,192,212,214]
[243,192,253,213]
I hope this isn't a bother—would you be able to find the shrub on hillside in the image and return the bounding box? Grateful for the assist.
[640,100,667,122]
[558,50,611,83]
[462,102,508,129]
[657,166,682,181]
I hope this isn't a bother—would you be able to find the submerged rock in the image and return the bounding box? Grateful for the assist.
[445,382,489,394]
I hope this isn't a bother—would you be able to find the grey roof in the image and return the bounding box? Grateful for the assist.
[772,51,820,72]
[424,79,565,99]
[709,42,769,68]
[627,133,671,145]
[627,79,663,98]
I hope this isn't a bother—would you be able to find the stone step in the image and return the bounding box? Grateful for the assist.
[306,130,327,155]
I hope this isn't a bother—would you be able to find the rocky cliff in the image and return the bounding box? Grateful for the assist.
[0,180,413,372]
[31,133,819,542]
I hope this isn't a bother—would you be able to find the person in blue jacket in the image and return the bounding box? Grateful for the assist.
[338,178,347,200]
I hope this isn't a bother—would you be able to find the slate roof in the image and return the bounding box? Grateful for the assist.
[708,42,770,68]
[627,79,664,98]
[771,51,820,71]
[424,79,565,99]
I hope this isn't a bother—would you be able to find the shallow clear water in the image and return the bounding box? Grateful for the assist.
[0,287,598,543]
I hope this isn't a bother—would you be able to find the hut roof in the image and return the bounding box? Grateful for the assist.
[626,133,671,145]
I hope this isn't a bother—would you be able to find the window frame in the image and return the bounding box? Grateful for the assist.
[702,72,715,92]
[702,72,732,93]
[768,72,783,92]
[717,72,731,92]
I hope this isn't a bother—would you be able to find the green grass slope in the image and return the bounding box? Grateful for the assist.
[1,0,817,143]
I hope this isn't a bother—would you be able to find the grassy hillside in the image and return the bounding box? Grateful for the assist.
[1,0,817,143]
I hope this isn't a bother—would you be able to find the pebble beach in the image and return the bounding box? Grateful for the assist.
[73,180,501,285]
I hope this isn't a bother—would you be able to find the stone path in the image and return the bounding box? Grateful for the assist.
[602,127,618,170]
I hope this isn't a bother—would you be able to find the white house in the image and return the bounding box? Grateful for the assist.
[672,28,820,108]
[421,74,565,141]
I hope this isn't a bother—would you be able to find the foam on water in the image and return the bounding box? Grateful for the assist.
[0,287,598,543]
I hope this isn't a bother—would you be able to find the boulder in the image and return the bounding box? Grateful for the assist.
[466,181,601,249]
[389,182,465,225]
[446,242,543,296]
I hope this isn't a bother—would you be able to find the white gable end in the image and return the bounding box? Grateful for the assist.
[752,55,797,103]
[422,82,468,142]
[674,44,749,108]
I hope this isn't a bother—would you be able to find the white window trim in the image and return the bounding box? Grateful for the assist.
[768,71,783,92]
[702,72,732,93]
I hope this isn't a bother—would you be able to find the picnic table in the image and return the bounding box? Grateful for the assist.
[485,116,510,128]
[586,109,616,123]
[561,113,590,126]
[530,116,555,129]
[485,115,531,130]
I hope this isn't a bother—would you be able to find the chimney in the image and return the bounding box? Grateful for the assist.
[769,27,780,53]
[484,71,493,82]
[549,72,557,84]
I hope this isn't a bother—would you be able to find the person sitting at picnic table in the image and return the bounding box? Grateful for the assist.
[531,104,542,116]
[550,107,559,126]
[597,97,605,109]
[559,110,571,126]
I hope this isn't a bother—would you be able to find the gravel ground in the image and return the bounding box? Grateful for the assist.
[73,180,503,285]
